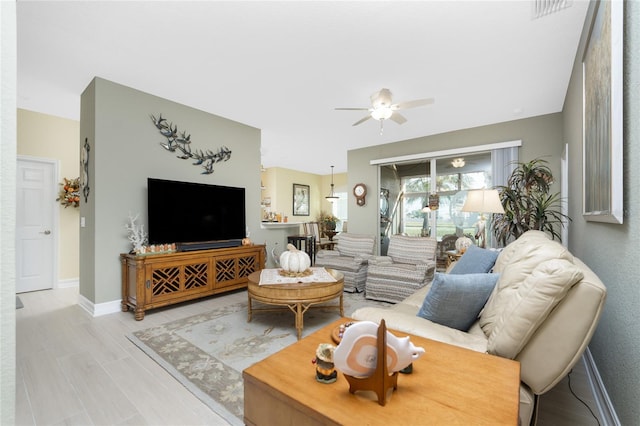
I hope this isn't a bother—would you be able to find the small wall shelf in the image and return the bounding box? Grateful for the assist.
[260,222,301,230]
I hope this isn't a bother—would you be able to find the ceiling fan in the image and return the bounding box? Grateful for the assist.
[335,88,434,134]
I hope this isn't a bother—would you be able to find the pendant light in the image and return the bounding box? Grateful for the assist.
[326,165,339,202]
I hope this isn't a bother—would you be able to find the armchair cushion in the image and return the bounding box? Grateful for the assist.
[368,262,435,282]
[450,244,499,274]
[417,272,499,331]
[367,255,393,266]
[336,233,376,257]
[387,235,438,264]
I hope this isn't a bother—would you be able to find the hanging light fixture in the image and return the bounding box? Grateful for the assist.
[451,158,465,168]
[325,165,339,202]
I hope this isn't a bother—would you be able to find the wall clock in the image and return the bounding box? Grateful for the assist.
[353,183,367,206]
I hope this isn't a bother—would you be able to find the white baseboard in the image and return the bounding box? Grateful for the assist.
[57,278,79,288]
[77,293,122,317]
[583,347,621,426]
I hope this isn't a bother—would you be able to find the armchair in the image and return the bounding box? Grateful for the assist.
[315,233,376,293]
[365,235,438,303]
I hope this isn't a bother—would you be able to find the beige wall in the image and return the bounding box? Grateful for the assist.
[261,167,346,223]
[562,3,639,423]
[17,109,80,282]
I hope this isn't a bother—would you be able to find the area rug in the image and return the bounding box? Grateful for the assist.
[127,292,390,426]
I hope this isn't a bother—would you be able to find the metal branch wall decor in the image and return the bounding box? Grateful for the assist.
[150,114,232,174]
[81,137,90,202]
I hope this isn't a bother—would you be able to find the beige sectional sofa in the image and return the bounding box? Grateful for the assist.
[351,230,607,425]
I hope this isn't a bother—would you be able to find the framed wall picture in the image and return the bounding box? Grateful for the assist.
[292,183,310,216]
[582,0,623,223]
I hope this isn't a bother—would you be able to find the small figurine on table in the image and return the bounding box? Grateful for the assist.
[312,343,337,384]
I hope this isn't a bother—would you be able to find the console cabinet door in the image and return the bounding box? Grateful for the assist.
[146,259,211,304]
[213,251,261,290]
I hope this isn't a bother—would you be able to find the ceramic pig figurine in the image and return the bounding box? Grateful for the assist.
[333,320,425,378]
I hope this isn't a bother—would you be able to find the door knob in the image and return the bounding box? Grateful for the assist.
[40,230,51,235]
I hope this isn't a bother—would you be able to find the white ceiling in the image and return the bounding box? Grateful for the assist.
[16,1,589,175]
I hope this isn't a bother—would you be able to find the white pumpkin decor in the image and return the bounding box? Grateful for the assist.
[280,243,311,273]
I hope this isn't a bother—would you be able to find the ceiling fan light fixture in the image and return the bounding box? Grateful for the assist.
[325,165,339,201]
[371,106,393,121]
[452,158,465,168]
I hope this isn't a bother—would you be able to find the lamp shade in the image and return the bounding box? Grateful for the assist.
[461,189,505,214]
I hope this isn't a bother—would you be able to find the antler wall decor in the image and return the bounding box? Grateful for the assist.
[150,114,232,174]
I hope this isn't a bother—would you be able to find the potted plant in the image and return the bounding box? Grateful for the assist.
[317,211,340,233]
[492,158,570,246]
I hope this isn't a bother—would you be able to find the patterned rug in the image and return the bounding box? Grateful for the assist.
[127,292,390,425]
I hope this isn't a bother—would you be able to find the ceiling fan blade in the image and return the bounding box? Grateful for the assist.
[352,115,372,126]
[389,112,407,125]
[335,107,370,111]
[393,98,435,110]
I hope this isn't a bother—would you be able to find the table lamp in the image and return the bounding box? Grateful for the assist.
[461,189,504,248]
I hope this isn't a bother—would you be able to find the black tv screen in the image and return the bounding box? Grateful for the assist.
[147,178,246,246]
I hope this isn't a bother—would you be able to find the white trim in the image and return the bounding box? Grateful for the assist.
[58,278,79,288]
[583,348,621,426]
[77,294,122,317]
[370,140,522,166]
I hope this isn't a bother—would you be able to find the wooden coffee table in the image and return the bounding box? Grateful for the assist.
[243,318,520,425]
[247,269,344,340]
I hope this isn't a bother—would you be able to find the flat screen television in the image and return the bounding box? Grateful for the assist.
[147,178,246,250]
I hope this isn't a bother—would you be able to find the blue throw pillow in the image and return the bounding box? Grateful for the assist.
[450,244,499,274]
[417,272,500,331]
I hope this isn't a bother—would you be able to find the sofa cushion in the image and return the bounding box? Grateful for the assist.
[485,258,584,359]
[336,233,375,257]
[480,231,575,336]
[449,244,499,274]
[351,306,489,353]
[417,272,499,331]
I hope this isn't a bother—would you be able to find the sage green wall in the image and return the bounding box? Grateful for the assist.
[347,113,563,249]
[80,77,268,304]
[563,3,639,423]
[17,109,80,282]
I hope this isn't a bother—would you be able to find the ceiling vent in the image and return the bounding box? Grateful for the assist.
[532,0,572,19]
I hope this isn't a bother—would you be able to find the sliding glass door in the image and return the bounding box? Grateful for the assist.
[379,152,493,246]
[432,154,492,239]
[376,141,519,253]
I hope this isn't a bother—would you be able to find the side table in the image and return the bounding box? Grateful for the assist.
[287,234,316,264]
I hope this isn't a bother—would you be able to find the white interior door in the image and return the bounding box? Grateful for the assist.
[16,157,58,293]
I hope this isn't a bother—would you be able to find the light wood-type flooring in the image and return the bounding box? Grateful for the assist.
[15,287,603,425]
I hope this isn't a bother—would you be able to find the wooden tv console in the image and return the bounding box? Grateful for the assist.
[120,244,265,320]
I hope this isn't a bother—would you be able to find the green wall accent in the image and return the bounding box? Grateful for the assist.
[80,77,266,304]
[347,113,563,249]
[563,3,639,423]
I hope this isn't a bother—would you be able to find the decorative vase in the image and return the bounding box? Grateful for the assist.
[455,236,473,253]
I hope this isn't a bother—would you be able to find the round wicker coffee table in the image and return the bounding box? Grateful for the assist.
[247,269,344,340]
